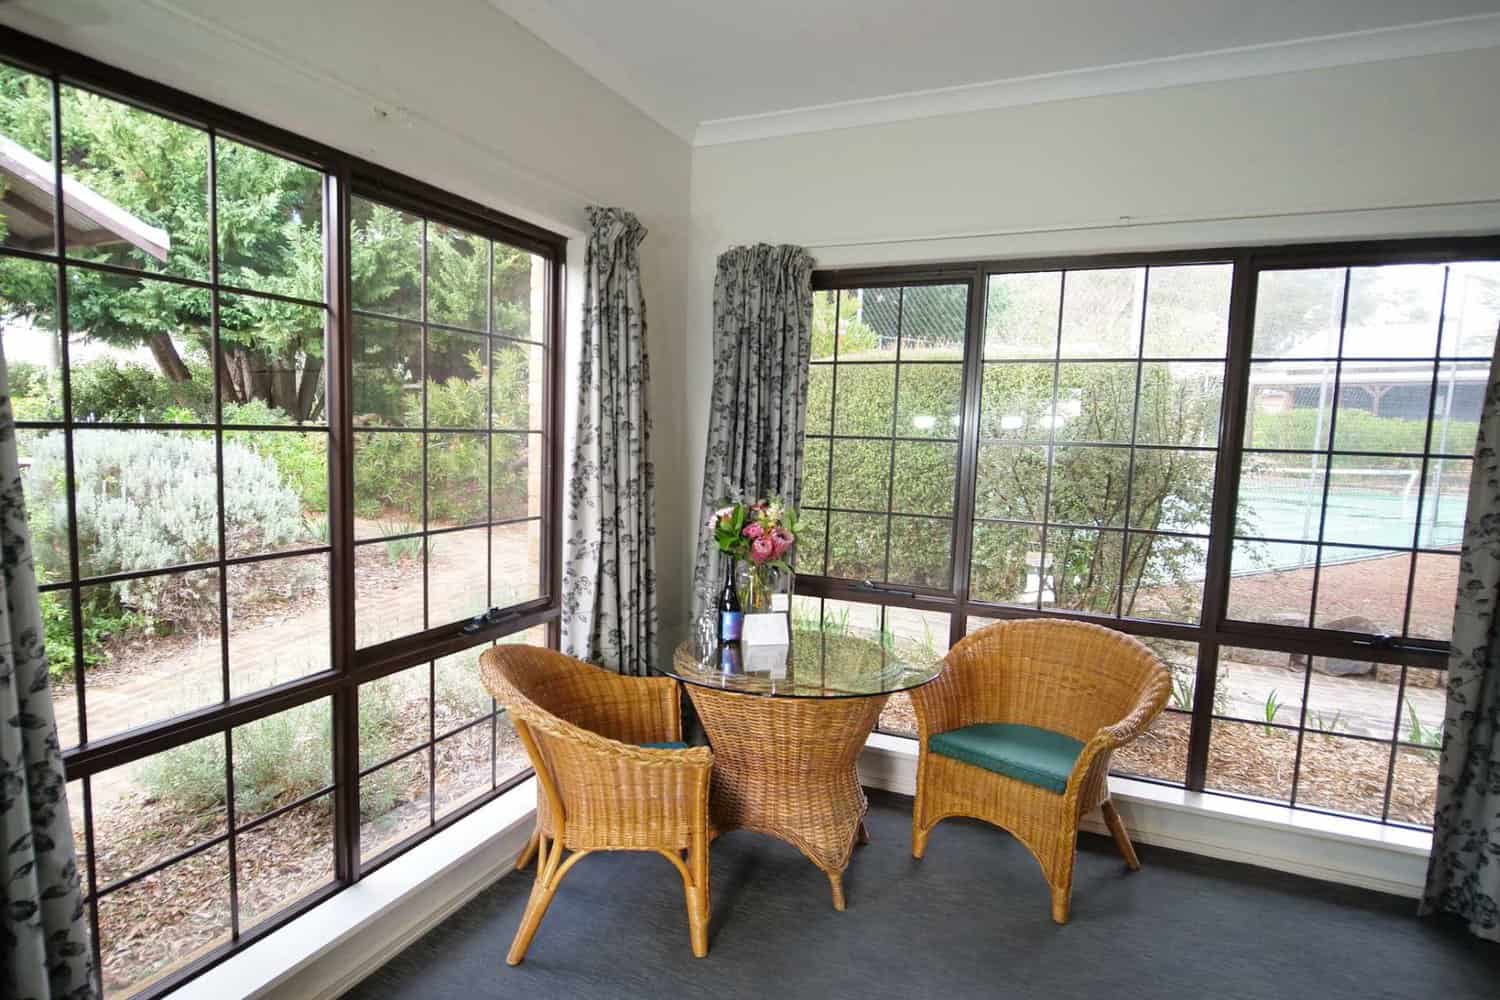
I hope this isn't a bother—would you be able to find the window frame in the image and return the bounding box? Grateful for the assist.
[0,27,562,998]
[807,235,1500,827]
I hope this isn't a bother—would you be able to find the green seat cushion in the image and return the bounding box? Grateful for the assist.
[928,723,1084,794]
[639,741,688,750]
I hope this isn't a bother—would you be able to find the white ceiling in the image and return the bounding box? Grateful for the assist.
[492,0,1500,142]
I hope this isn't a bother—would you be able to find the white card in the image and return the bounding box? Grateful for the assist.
[743,642,789,677]
[742,611,790,646]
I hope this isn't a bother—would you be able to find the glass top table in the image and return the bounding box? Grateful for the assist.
[666,629,942,698]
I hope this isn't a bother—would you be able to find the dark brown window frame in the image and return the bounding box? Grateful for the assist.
[0,26,561,998]
[807,234,1500,827]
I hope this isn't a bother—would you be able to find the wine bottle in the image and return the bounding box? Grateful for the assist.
[718,560,743,643]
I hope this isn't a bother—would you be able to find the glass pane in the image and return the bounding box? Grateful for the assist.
[1124,532,1207,623]
[352,315,420,427]
[1145,638,1200,713]
[0,62,57,252]
[1294,734,1391,819]
[42,590,79,748]
[426,223,488,331]
[227,553,328,696]
[985,271,1059,358]
[497,710,528,786]
[61,85,206,279]
[1440,262,1500,358]
[1043,527,1122,614]
[807,365,833,432]
[80,570,222,740]
[492,431,543,521]
[1399,675,1446,752]
[802,438,829,506]
[1227,539,1316,625]
[1216,645,1305,727]
[360,664,428,770]
[360,752,430,861]
[1408,552,1460,640]
[236,793,334,932]
[887,516,951,589]
[67,270,213,423]
[435,648,492,733]
[847,287,901,360]
[429,525,489,627]
[97,845,230,998]
[215,138,323,299]
[491,338,544,431]
[1236,454,1326,541]
[428,432,488,528]
[1252,268,1344,358]
[492,518,543,609]
[232,698,332,823]
[353,431,422,536]
[426,327,488,428]
[1054,362,1134,443]
[1320,457,1422,547]
[795,508,826,575]
[492,243,544,340]
[898,284,966,360]
[354,538,426,649]
[350,196,421,318]
[1429,362,1485,456]
[829,438,890,511]
[1,258,63,419]
[974,444,1047,521]
[980,361,1054,440]
[1136,362,1223,447]
[99,733,228,887]
[224,429,328,557]
[1418,459,1469,548]
[1388,744,1440,826]
[435,723,493,819]
[1111,709,1189,784]
[810,291,839,362]
[1206,719,1296,803]
[1141,263,1231,358]
[1059,268,1144,358]
[1342,264,1444,358]
[1047,446,1130,527]
[1303,664,1400,740]
[1331,362,1431,453]
[895,363,962,438]
[20,429,70,585]
[832,363,895,435]
[879,606,951,736]
[1128,449,1216,534]
[969,522,1042,605]
[220,293,327,425]
[1313,547,1409,634]
[826,511,886,581]
[890,441,955,516]
[1244,360,1336,450]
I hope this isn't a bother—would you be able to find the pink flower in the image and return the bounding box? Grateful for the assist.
[750,536,775,563]
[770,528,794,557]
[742,521,765,539]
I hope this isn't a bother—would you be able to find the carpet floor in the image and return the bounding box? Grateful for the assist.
[345,790,1498,1000]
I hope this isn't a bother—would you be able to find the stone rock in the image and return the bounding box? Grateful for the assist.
[1313,616,1380,677]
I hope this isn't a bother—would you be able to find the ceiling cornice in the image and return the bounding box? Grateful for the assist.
[688,12,1500,147]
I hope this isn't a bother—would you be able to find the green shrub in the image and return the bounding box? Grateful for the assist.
[1248,407,1477,458]
[70,355,216,423]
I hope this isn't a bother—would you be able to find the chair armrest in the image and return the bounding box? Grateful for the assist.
[1062,670,1171,804]
[909,659,968,744]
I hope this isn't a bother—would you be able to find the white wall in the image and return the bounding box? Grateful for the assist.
[681,48,1500,611]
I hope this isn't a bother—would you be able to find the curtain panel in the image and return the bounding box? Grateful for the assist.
[1421,335,1500,942]
[0,347,97,999]
[560,207,659,676]
[691,243,816,615]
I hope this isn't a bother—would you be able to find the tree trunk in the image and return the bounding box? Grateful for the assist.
[296,357,324,423]
[147,332,192,382]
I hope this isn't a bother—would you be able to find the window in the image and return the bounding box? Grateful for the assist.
[1,37,560,999]
[807,244,1500,825]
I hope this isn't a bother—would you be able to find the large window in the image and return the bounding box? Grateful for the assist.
[1,36,560,999]
[806,244,1500,834]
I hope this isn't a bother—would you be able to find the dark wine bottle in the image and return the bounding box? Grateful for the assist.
[718,559,743,643]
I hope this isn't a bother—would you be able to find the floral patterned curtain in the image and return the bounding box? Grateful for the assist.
[691,244,815,616]
[560,207,658,676]
[1421,335,1500,942]
[0,348,97,998]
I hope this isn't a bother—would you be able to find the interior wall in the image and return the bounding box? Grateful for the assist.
[682,47,1500,622]
[0,0,698,647]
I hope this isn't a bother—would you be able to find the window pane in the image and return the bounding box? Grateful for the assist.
[1217,645,1305,729]
[829,439,889,511]
[354,538,426,649]
[428,432,488,527]
[1304,664,1400,740]
[492,518,543,609]
[1059,268,1143,358]
[803,438,829,506]
[1408,552,1460,640]
[492,431,543,521]
[1313,547,1409,634]
[1342,264,1444,358]
[435,723,493,820]
[878,606,951,736]
[1251,268,1344,358]
[887,516,951,589]
[1320,458,1422,547]
[891,441,955,516]
[97,845,230,998]
[1295,734,1391,819]
[1127,449,1216,534]
[224,429,327,557]
[236,793,334,933]
[354,431,422,536]
[985,271,1059,358]
[1245,361,1336,450]
[1419,459,1469,547]
[232,698,332,824]
[979,361,1054,440]
[974,445,1046,521]
[1227,539,1316,626]
[1054,362,1134,443]
[1440,262,1500,359]
[810,291,839,362]
[62,85,206,279]
[361,752,430,862]
[426,223,487,331]
[435,648,492,733]
[895,362,962,438]
[1111,709,1189,785]
[969,523,1042,605]
[1124,532,1207,623]
[1043,527,1122,614]
[807,365,833,432]
[1047,446,1129,527]
[1136,362,1222,447]
[898,284,966,359]
[215,138,323,299]
[2,258,63,420]
[0,62,57,252]
[1145,638,1201,712]
[1142,263,1231,358]
[795,508,827,575]
[360,665,428,770]
[426,327,488,428]
[42,591,79,748]
[491,338,545,431]
[1429,362,1485,455]
[1236,454,1325,541]
[1388,744,1440,826]
[826,511,886,581]
[227,552,328,696]
[1331,362,1431,453]
[220,293,327,425]
[351,197,421,318]
[100,733,228,888]
[428,525,489,627]
[1206,719,1296,803]
[848,287,901,360]
[833,363,895,435]
[492,244,545,340]
[352,315,421,427]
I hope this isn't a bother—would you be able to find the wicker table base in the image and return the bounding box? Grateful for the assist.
[685,685,888,910]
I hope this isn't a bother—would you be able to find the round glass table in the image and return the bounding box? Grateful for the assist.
[663,630,942,909]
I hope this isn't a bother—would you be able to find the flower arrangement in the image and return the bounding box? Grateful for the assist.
[711,497,799,612]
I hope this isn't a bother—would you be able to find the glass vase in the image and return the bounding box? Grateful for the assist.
[737,559,794,614]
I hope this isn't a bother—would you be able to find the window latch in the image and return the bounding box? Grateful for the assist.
[461,607,505,634]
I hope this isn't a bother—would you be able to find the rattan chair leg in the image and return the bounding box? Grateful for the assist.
[827,870,846,911]
[1050,883,1072,925]
[507,839,572,965]
[515,825,540,871]
[912,815,930,859]
[1101,800,1140,871]
[856,821,870,846]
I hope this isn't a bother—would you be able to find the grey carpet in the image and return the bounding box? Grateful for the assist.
[345,790,1497,1000]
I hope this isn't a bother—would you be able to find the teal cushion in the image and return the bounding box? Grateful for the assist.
[928,723,1084,794]
[639,741,688,750]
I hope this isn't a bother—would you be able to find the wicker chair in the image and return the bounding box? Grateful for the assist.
[910,619,1170,924]
[479,645,714,964]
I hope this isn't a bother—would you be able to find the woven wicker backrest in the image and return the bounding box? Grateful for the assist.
[483,645,674,745]
[946,619,1168,744]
